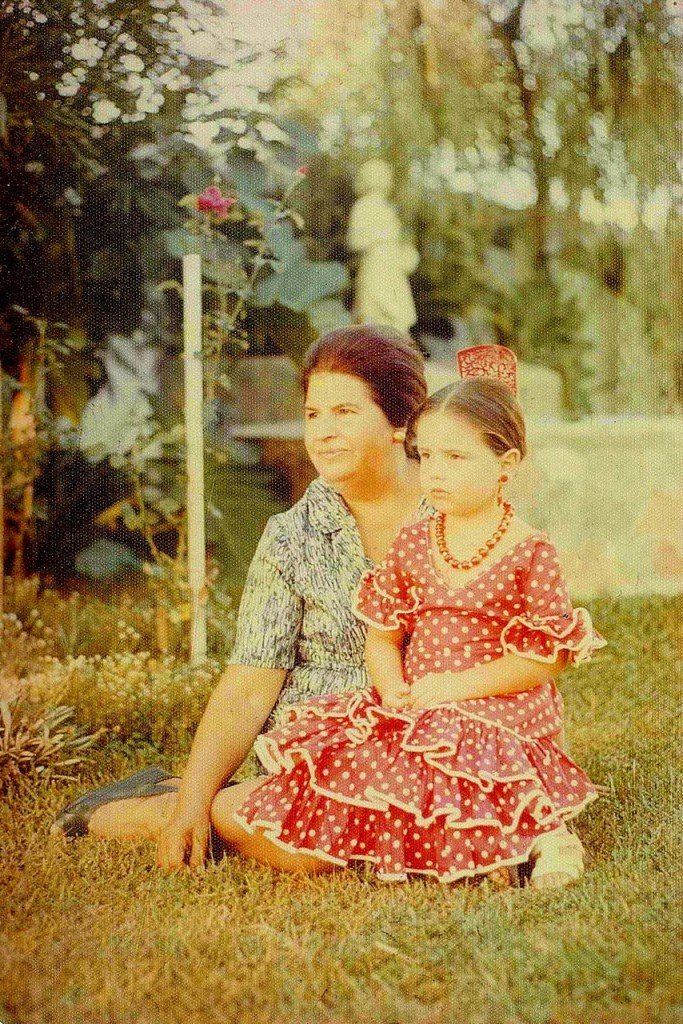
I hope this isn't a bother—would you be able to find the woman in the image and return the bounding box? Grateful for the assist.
[53,325,563,877]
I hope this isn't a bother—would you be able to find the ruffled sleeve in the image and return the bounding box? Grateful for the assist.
[500,538,606,666]
[353,530,421,632]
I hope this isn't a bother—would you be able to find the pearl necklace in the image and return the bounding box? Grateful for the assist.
[434,501,515,571]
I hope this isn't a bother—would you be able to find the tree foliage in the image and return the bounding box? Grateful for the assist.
[282,0,683,413]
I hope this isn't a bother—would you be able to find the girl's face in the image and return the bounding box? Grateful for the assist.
[415,409,513,516]
[304,371,398,485]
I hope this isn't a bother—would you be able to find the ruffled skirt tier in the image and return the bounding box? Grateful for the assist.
[232,685,599,883]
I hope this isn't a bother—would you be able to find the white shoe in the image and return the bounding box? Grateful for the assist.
[529,829,584,890]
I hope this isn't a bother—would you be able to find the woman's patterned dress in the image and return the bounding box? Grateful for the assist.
[228,476,427,735]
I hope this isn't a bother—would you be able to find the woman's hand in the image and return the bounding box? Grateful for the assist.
[152,664,286,874]
[156,807,211,873]
[406,672,476,710]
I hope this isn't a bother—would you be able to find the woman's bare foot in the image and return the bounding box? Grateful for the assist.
[87,777,181,841]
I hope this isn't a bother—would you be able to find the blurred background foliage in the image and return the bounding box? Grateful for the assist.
[1,0,682,644]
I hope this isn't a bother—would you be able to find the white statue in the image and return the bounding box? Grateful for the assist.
[347,158,419,333]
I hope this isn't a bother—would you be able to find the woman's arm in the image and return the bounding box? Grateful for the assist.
[408,650,568,708]
[176,664,286,808]
[156,664,285,870]
[364,626,411,708]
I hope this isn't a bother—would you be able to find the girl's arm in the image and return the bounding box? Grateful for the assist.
[408,650,567,708]
[364,625,411,708]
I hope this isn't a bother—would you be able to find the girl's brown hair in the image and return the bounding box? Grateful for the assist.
[405,378,527,459]
[302,324,427,429]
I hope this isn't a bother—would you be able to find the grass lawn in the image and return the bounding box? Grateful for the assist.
[1,596,681,1024]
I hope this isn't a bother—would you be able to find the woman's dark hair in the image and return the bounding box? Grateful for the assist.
[302,324,427,429]
[405,378,527,459]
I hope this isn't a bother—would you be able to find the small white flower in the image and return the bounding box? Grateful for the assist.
[91,99,121,124]
[71,39,104,63]
[184,119,221,148]
[579,188,605,226]
[449,170,476,194]
[642,186,671,234]
[121,54,145,73]
[136,93,165,114]
[254,119,290,144]
[604,192,639,233]
[548,176,570,212]
[56,75,80,98]
[222,117,247,134]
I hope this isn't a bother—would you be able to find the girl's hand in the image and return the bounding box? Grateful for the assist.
[407,672,477,710]
[372,683,412,710]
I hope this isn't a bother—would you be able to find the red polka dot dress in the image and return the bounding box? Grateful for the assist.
[232,521,606,883]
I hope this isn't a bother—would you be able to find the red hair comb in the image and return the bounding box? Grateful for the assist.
[456,344,518,396]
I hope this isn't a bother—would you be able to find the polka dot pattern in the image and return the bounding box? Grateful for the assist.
[355,522,605,680]
[234,688,599,883]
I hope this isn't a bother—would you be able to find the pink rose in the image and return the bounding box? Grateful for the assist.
[196,185,235,218]
[296,165,309,176]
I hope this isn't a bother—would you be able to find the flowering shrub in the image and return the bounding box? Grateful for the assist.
[0,693,98,794]
[3,581,227,751]
[6,0,301,146]
[29,652,222,751]
[4,573,236,662]
[195,185,237,219]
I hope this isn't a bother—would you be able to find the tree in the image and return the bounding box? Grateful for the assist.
[0,0,346,584]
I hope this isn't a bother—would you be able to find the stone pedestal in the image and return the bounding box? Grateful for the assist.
[511,415,683,598]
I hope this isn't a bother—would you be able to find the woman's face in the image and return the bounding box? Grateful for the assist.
[304,371,397,485]
[415,409,509,516]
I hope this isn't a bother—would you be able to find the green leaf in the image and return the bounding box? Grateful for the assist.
[266,116,319,156]
[135,188,186,228]
[262,220,305,262]
[254,258,348,311]
[306,298,351,336]
[155,495,182,518]
[89,248,126,281]
[163,228,213,260]
[162,230,243,267]
[202,260,248,290]
[156,279,183,295]
[74,540,141,580]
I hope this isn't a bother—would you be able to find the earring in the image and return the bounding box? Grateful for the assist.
[496,473,509,506]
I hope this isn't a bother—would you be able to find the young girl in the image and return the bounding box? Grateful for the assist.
[232,350,606,888]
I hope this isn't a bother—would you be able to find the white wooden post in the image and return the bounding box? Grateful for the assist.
[0,361,4,627]
[182,253,207,664]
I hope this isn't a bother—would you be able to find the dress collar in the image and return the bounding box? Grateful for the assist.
[306,477,355,535]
